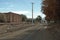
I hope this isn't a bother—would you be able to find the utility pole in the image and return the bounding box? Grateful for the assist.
[32,2,34,24]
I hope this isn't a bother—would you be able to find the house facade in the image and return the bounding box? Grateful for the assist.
[0,12,22,24]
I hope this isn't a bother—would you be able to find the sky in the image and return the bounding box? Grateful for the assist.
[0,0,46,18]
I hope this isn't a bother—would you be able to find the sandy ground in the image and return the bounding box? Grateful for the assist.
[0,24,54,40]
[0,24,41,40]
[0,23,59,40]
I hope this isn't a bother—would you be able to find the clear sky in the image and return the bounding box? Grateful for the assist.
[0,0,45,18]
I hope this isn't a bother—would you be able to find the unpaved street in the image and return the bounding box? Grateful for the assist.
[0,24,53,40]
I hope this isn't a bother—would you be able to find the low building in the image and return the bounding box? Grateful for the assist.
[0,12,22,24]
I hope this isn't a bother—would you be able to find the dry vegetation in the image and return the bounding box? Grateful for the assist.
[42,0,60,22]
[42,0,60,39]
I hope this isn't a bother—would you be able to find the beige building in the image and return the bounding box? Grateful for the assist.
[0,12,22,24]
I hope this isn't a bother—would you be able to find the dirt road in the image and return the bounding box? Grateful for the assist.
[0,25,53,40]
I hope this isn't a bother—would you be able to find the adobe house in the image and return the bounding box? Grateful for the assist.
[0,12,22,24]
